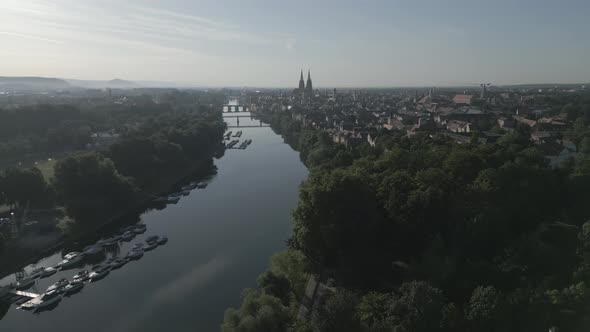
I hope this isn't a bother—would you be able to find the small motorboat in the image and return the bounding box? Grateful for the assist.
[127,249,144,260]
[88,265,110,282]
[196,182,208,189]
[145,235,159,243]
[62,280,85,296]
[64,252,81,260]
[133,242,145,250]
[47,278,69,293]
[181,190,190,196]
[30,267,45,279]
[20,290,62,311]
[157,236,168,245]
[144,241,157,251]
[39,267,57,279]
[110,257,129,269]
[60,253,85,269]
[121,231,135,241]
[132,227,147,234]
[72,270,90,283]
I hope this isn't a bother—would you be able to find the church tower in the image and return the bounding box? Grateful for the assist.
[305,70,313,99]
[298,70,305,90]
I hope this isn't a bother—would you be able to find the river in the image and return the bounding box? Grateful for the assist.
[0,107,307,331]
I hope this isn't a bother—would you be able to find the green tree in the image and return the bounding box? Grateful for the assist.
[465,286,505,332]
[257,271,292,305]
[0,167,48,208]
[53,151,139,223]
[269,250,308,298]
[312,289,361,332]
[221,289,292,332]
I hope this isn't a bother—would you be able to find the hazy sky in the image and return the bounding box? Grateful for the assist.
[1,0,589,87]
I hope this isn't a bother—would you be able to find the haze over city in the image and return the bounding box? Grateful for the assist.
[1,0,589,87]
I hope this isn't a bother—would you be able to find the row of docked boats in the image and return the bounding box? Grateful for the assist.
[226,139,240,149]
[237,139,253,150]
[154,181,208,204]
[12,224,150,292]
[16,234,168,312]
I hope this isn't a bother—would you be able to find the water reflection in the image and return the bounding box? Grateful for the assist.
[0,111,308,331]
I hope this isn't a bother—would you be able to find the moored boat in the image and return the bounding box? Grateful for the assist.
[62,280,85,296]
[88,265,110,282]
[110,257,129,269]
[127,249,144,260]
[30,267,45,279]
[20,291,62,311]
[121,231,135,241]
[144,241,157,251]
[157,236,168,245]
[46,278,69,293]
[39,267,57,279]
[72,270,90,283]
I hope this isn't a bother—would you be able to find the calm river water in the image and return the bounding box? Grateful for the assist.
[0,109,307,331]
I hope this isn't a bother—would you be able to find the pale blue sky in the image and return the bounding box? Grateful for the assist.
[1,0,589,87]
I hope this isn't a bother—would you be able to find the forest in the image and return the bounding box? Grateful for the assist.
[0,93,226,243]
[223,106,590,332]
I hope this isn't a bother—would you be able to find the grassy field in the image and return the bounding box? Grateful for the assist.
[34,158,57,181]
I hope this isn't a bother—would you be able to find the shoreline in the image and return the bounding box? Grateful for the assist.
[0,157,216,279]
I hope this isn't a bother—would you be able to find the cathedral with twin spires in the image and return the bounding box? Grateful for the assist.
[293,69,313,102]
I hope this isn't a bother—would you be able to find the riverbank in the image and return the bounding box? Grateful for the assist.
[0,156,216,278]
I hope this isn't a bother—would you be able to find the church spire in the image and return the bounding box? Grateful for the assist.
[298,69,305,90]
[306,69,313,91]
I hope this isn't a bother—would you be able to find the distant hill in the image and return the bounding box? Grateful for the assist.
[66,78,140,89]
[0,76,73,91]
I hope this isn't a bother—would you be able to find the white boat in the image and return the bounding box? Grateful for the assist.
[72,270,89,283]
[39,267,57,279]
[16,277,35,290]
[63,281,85,296]
[157,236,168,245]
[110,257,128,269]
[64,252,81,260]
[61,253,84,268]
[20,291,62,310]
[46,278,69,293]
[89,265,110,282]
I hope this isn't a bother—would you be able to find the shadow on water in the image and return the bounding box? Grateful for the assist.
[0,302,9,320]
[33,299,62,315]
